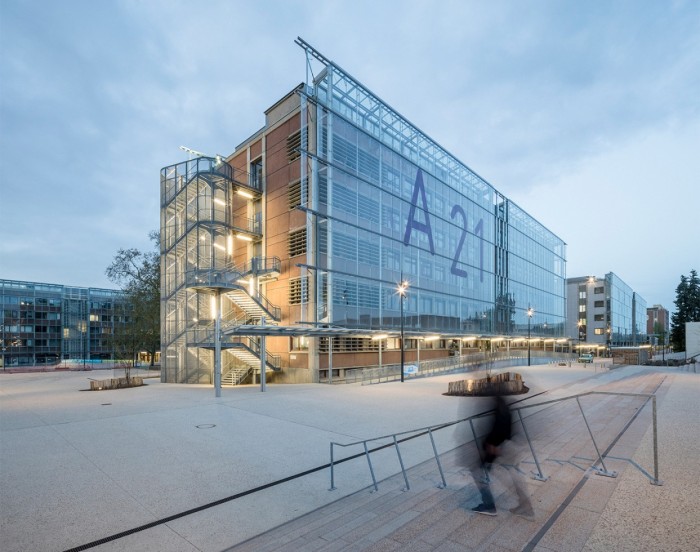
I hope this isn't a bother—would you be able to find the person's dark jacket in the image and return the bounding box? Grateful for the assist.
[482,396,512,463]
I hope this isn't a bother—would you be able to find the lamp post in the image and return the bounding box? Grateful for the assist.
[397,278,409,382]
[527,306,533,366]
[577,319,584,354]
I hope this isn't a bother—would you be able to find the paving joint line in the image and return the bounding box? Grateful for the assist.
[521,375,666,552]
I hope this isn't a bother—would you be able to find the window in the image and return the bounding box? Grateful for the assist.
[287,130,302,162]
[250,158,263,189]
[288,228,307,257]
[594,314,605,322]
[291,336,308,351]
[579,291,586,299]
[594,300,605,308]
[579,305,586,312]
[594,328,604,335]
[594,286,604,294]
[289,277,309,305]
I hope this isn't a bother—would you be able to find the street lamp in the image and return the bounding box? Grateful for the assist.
[577,320,584,353]
[397,278,409,382]
[527,306,534,366]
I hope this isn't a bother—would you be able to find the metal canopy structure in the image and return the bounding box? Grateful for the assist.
[224,324,406,339]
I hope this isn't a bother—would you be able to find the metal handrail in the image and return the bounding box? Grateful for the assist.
[248,289,281,321]
[232,217,262,235]
[357,352,575,385]
[184,265,242,289]
[186,328,280,370]
[328,390,661,492]
[239,256,282,276]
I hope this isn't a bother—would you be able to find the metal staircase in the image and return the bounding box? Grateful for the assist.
[187,329,281,385]
[222,365,253,386]
[223,288,281,322]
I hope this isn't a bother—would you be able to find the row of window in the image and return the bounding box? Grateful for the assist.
[1,296,62,307]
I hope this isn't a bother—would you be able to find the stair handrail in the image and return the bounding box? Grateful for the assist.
[328,389,662,492]
[221,335,281,371]
[184,263,243,289]
[239,256,282,276]
[247,289,281,320]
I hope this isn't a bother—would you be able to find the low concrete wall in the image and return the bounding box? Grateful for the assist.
[89,377,144,390]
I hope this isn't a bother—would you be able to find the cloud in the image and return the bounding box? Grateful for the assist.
[1,0,698,307]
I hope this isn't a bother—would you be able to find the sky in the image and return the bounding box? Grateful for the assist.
[0,0,698,313]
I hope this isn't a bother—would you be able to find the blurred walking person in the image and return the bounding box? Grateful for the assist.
[459,393,534,517]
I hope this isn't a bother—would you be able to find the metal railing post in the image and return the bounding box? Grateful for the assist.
[364,442,378,492]
[651,396,663,485]
[393,435,410,491]
[329,442,336,490]
[517,409,548,481]
[428,429,446,488]
[575,397,617,478]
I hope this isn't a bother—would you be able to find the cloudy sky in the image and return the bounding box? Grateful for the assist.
[1,0,698,313]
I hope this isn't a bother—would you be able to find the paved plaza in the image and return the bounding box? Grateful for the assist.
[1,363,698,551]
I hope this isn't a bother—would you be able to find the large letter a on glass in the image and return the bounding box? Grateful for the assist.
[403,169,435,255]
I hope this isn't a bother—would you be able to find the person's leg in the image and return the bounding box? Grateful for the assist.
[470,461,497,514]
[501,439,534,516]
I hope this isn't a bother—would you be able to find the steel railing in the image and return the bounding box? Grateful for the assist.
[328,390,662,493]
[353,352,575,385]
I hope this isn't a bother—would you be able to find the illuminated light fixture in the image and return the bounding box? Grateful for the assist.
[210,296,217,318]
[236,278,248,285]
[557,338,568,343]
[461,336,477,341]
[237,189,254,199]
[396,277,409,383]
[236,234,253,242]
[200,236,206,241]
[193,318,199,323]
[371,334,389,341]
[213,243,226,251]
[227,235,233,255]
[213,198,227,206]
[423,335,440,342]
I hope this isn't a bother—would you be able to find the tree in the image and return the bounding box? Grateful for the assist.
[106,231,160,371]
[670,269,700,352]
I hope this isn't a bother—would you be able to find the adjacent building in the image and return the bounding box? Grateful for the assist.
[647,304,670,346]
[0,279,125,368]
[566,273,647,353]
[160,39,567,385]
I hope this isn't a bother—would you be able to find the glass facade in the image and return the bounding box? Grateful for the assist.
[0,279,124,367]
[304,62,565,338]
[605,273,647,346]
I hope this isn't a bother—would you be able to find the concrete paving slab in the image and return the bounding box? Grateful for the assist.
[1,364,696,552]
